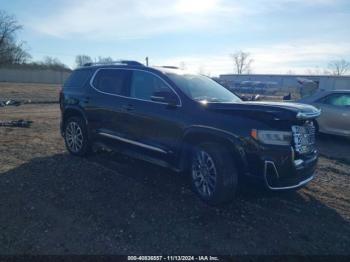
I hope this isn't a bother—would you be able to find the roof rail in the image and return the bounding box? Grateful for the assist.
[160,66,180,69]
[83,60,144,67]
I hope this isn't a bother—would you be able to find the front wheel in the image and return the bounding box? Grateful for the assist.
[64,116,91,156]
[190,143,238,205]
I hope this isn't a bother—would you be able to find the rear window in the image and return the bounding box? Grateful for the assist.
[64,69,93,88]
[92,69,131,96]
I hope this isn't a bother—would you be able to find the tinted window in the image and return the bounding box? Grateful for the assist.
[322,94,350,107]
[64,69,93,88]
[93,69,130,95]
[130,71,177,103]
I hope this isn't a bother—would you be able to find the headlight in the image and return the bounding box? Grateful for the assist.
[251,129,292,146]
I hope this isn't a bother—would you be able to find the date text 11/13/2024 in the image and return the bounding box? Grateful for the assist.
[127,256,220,261]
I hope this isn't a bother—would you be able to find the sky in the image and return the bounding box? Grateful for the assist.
[1,0,350,76]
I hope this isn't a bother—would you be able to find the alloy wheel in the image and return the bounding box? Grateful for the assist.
[192,149,217,198]
[65,121,84,153]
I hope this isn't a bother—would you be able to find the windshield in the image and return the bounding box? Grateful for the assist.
[166,73,241,103]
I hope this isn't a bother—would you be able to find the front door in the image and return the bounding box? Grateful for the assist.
[123,69,185,165]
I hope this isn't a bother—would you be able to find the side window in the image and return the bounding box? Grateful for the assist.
[64,69,93,88]
[321,94,350,107]
[92,69,130,95]
[130,71,179,104]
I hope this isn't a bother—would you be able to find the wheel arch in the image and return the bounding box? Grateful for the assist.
[61,106,88,135]
[178,126,249,176]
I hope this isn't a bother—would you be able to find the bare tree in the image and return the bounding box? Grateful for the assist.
[75,54,93,67]
[179,61,187,70]
[98,56,113,63]
[40,56,69,70]
[0,11,21,47]
[305,67,331,76]
[328,59,350,76]
[75,55,113,67]
[198,65,211,77]
[11,42,31,63]
[0,10,30,65]
[230,50,253,74]
[305,67,322,76]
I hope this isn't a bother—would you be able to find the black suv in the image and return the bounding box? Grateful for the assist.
[60,61,320,205]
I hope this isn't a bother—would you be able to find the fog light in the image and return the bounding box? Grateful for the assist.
[294,159,304,166]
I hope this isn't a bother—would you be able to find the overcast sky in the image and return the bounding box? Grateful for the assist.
[2,0,350,75]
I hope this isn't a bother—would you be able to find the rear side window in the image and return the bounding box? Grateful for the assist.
[320,94,350,107]
[92,69,131,95]
[64,69,93,88]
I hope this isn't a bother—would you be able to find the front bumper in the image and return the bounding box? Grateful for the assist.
[262,148,318,190]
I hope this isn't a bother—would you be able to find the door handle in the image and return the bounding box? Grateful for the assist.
[122,104,134,111]
[83,96,90,103]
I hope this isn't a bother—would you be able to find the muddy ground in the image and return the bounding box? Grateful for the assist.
[0,93,349,254]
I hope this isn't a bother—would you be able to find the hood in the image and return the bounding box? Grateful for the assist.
[203,101,321,121]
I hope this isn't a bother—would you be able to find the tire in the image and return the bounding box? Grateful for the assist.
[190,142,238,205]
[64,116,91,156]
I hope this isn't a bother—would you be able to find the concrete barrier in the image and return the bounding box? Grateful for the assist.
[0,68,71,84]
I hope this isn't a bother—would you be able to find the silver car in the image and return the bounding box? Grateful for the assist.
[298,90,350,137]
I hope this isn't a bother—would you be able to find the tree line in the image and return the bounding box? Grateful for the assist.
[0,10,72,71]
[0,10,30,65]
[0,10,119,71]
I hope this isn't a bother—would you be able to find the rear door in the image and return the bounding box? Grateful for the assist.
[86,68,132,142]
[316,93,350,136]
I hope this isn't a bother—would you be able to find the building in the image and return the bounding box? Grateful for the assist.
[219,74,350,98]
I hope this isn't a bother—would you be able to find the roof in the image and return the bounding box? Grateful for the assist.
[82,60,144,67]
[76,61,197,76]
[79,64,193,77]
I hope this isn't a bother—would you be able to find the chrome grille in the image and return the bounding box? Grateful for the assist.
[292,122,316,154]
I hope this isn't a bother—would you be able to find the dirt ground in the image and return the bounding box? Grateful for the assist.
[0,87,349,254]
[0,82,60,103]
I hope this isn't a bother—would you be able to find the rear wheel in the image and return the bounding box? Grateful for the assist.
[64,116,91,156]
[190,142,238,205]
